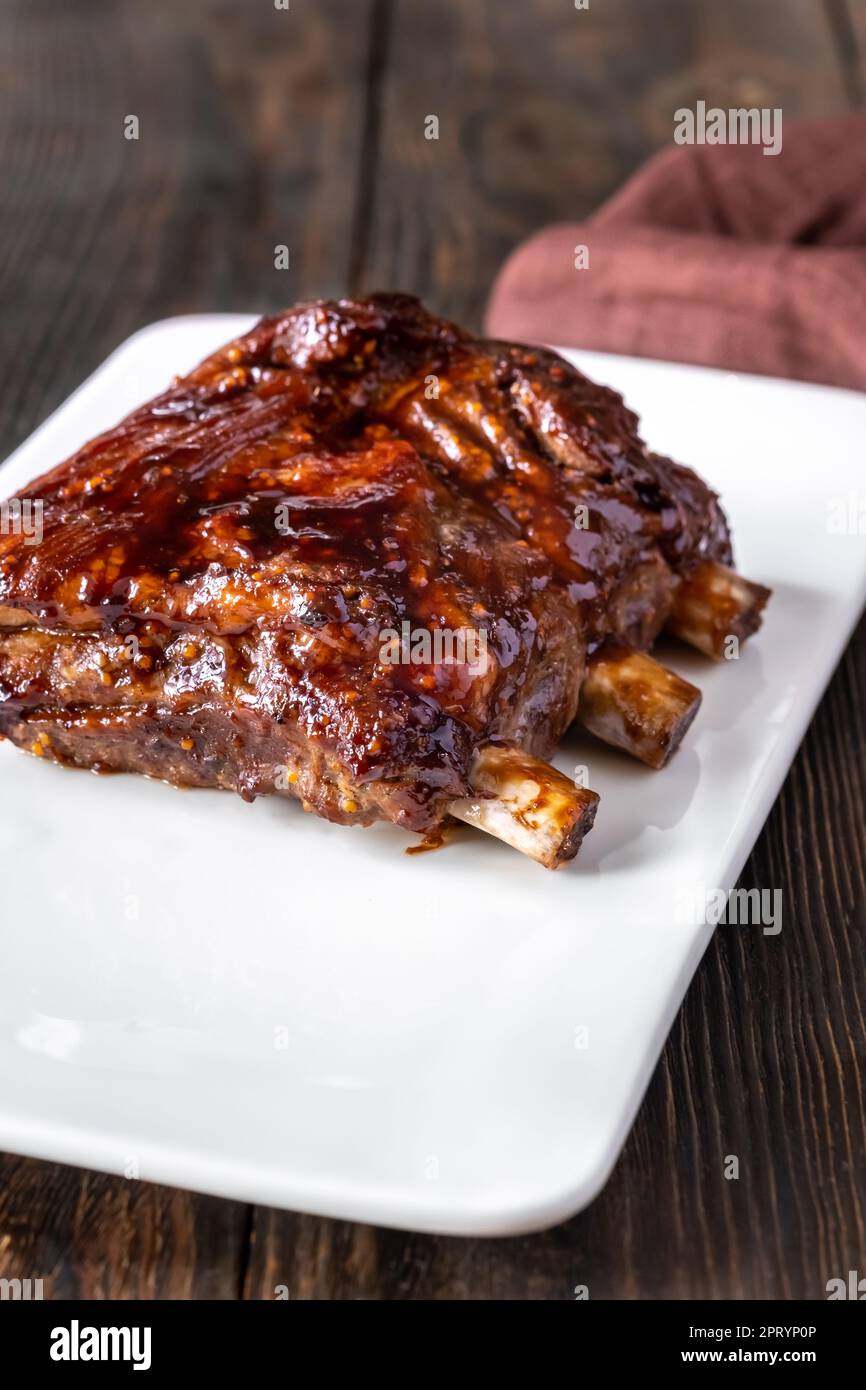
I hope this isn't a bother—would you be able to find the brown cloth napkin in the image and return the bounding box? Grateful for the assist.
[485,115,866,392]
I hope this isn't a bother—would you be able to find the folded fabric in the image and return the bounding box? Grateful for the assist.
[485,114,866,392]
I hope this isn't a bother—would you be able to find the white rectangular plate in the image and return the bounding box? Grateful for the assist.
[1,316,864,1235]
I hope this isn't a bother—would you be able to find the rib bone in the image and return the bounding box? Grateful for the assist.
[579,640,702,769]
[667,560,770,660]
[448,743,599,869]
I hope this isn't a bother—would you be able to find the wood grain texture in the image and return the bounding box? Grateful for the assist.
[0,0,863,1301]
[0,1156,247,1299]
[0,0,373,1306]
[358,0,850,327]
[0,0,373,458]
[240,620,866,1300]
[824,0,866,107]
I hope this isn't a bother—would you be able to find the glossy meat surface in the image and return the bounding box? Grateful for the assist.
[0,295,732,835]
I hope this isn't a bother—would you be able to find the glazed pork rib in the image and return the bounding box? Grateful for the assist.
[0,295,769,867]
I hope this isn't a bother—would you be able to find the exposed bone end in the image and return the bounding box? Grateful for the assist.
[448,743,599,869]
[667,560,771,661]
[579,640,702,770]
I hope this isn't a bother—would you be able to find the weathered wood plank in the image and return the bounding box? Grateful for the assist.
[824,0,866,106]
[358,0,849,326]
[0,0,374,1303]
[0,0,374,458]
[243,616,865,1299]
[1,0,861,1303]
[0,1156,248,1299]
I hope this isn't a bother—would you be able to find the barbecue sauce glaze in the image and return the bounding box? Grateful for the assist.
[0,295,732,827]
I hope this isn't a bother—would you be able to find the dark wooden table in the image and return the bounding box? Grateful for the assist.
[1,0,863,1300]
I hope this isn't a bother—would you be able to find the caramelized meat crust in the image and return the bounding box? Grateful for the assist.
[0,294,732,837]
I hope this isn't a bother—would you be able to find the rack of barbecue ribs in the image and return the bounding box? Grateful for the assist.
[0,295,770,868]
